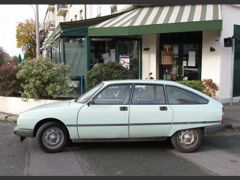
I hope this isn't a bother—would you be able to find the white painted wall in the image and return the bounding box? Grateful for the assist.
[86,5,131,19]
[218,5,240,102]
[0,96,60,115]
[142,34,158,79]
[201,31,221,96]
[67,5,85,21]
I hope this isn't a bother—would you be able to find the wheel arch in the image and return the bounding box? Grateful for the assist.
[170,127,204,137]
[33,118,70,138]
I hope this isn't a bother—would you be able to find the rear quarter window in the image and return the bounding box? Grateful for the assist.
[166,85,209,105]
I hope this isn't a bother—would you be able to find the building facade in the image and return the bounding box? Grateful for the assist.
[41,4,240,103]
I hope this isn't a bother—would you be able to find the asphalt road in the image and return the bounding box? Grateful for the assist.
[0,121,27,176]
[1,121,240,176]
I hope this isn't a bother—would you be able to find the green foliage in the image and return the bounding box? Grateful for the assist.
[178,79,219,97]
[0,61,20,96]
[17,57,71,99]
[86,62,130,90]
[16,19,44,59]
[202,79,219,97]
[177,80,205,93]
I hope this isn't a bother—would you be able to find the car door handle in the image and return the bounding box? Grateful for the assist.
[160,106,168,111]
[120,106,128,111]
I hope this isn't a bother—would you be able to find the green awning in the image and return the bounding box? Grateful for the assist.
[89,5,222,36]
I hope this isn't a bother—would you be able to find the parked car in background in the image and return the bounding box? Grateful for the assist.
[14,80,223,153]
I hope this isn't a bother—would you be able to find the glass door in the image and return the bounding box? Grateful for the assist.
[159,32,202,81]
[160,44,182,80]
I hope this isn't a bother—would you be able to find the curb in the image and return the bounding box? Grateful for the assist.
[0,113,18,123]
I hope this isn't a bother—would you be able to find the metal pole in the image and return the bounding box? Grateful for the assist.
[230,37,235,106]
[35,4,40,59]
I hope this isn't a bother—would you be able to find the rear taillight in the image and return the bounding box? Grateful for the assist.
[221,107,224,124]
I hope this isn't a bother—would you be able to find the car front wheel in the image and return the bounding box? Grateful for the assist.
[36,122,69,153]
[171,128,202,153]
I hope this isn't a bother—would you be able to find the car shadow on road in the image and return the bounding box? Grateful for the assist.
[65,139,173,152]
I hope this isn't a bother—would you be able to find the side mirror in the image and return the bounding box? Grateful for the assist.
[87,99,95,106]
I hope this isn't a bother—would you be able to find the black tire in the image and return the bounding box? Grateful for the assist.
[36,121,69,153]
[171,128,202,153]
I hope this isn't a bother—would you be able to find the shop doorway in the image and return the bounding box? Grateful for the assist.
[159,32,202,81]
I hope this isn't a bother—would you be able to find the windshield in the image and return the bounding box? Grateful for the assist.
[77,83,104,103]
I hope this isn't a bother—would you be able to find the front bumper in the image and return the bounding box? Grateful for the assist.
[13,126,33,137]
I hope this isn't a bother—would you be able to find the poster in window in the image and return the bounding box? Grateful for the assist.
[120,55,130,69]
[188,51,196,67]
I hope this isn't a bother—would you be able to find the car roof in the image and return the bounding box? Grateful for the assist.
[103,79,179,85]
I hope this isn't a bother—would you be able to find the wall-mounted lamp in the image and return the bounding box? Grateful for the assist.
[210,47,215,52]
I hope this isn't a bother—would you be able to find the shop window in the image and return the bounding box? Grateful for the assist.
[90,38,141,79]
[64,37,86,77]
[90,38,115,68]
[118,40,141,79]
[52,41,60,64]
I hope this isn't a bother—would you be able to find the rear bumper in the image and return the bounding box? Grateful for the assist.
[204,124,225,135]
[13,126,33,137]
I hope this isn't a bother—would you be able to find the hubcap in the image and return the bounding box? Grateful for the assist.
[42,127,64,150]
[177,130,198,148]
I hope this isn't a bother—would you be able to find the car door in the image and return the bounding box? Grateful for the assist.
[77,84,132,139]
[129,84,174,138]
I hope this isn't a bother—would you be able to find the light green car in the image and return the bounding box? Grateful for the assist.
[14,80,223,153]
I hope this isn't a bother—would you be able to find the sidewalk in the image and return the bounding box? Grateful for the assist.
[223,103,240,130]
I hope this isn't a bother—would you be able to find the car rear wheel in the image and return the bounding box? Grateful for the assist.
[171,128,202,153]
[36,122,69,153]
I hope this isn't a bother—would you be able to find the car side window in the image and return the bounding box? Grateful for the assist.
[94,84,132,105]
[131,84,166,104]
[166,86,208,105]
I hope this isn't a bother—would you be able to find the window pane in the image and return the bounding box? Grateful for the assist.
[166,86,208,104]
[94,85,132,105]
[132,85,165,104]
[64,38,86,77]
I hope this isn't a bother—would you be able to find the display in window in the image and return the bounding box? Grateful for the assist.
[161,45,173,65]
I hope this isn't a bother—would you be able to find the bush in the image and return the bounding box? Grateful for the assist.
[178,79,219,97]
[17,57,71,99]
[86,61,130,89]
[202,79,219,97]
[0,61,20,96]
[177,80,205,93]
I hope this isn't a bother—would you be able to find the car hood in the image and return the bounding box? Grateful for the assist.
[25,100,74,112]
